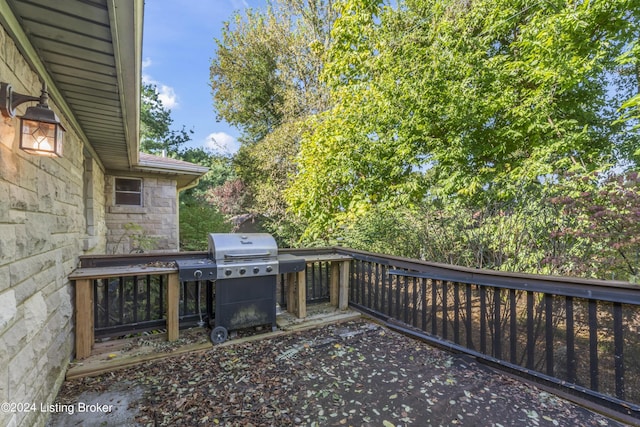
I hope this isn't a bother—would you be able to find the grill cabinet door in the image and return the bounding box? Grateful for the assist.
[214,276,276,331]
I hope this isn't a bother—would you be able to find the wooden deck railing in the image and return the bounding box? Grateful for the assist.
[336,247,640,420]
[69,265,180,359]
[69,249,351,359]
[69,247,640,420]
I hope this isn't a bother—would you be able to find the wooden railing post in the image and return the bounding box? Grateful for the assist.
[167,272,180,341]
[338,260,350,310]
[75,279,94,359]
[296,269,306,318]
[286,270,307,319]
[329,260,350,310]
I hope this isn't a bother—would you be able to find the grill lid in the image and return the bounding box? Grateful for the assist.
[208,233,278,261]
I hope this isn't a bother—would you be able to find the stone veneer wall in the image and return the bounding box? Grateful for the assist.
[0,25,105,427]
[105,175,179,254]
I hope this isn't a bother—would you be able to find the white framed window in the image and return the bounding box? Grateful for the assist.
[114,177,143,206]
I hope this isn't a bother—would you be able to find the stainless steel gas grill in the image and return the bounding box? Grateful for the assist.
[209,233,279,279]
[175,233,305,343]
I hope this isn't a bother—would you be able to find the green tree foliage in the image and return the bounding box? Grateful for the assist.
[287,0,640,239]
[210,10,285,143]
[140,83,193,155]
[179,202,232,251]
[180,148,235,199]
[210,1,335,142]
[209,0,640,280]
[177,149,236,249]
[210,0,337,245]
[338,170,640,282]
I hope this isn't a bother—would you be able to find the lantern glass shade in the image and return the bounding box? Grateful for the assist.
[19,107,64,157]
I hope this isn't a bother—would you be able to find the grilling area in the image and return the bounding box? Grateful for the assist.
[65,236,640,425]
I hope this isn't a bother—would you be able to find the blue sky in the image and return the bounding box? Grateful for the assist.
[142,0,265,155]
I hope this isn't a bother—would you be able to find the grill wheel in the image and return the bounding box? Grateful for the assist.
[211,326,228,344]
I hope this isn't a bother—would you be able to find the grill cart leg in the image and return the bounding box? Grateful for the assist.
[211,326,228,344]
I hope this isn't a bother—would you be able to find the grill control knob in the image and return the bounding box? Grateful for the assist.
[253,267,260,274]
[239,268,246,275]
[265,266,273,273]
[194,270,203,279]
[225,269,232,276]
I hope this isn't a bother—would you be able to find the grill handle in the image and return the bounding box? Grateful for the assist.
[223,252,272,259]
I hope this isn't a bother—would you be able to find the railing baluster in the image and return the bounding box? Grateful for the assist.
[325,262,331,298]
[311,262,317,300]
[454,282,460,344]
[431,279,438,336]
[466,285,473,349]
[442,280,448,341]
[494,287,501,360]
[510,289,517,364]
[374,263,380,313]
[103,279,109,328]
[94,279,100,329]
[545,293,554,376]
[403,275,409,324]
[565,296,576,383]
[146,275,152,321]
[118,276,125,325]
[356,261,362,305]
[361,262,368,306]
[412,276,418,328]
[379,263,385,315]
[396,269,402,320]
[133,275,138,324]
[350,261,356,303]
[388,265,394,316]
[421,277,427,331]
[480,285,487,354]
[526,291,535,370]
[159,275,164,320]
[104,278,111,327]
[181,281,187,316]
[588,299,599,391]
[367,261,373,309]
[614,302,625,400]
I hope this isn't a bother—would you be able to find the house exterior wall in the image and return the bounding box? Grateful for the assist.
[82,154,107,253]
[0,26,105,427]
[105,174,179,254]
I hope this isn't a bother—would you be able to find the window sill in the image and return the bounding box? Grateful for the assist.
[108,205,146,214]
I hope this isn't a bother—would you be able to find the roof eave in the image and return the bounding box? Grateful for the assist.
[135,153,209,191]
[108,0,144,169]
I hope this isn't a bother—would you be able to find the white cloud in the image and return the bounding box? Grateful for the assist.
[157,84,178,109]
[141,59,178,109]
[204,132,240,154]
[141,73,179,110]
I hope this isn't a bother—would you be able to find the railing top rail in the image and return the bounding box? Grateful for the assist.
[77,248,335,268]
[76,246,640,304]
[69,265,177,280]
[78,251,207,268]
[334,247,640,305]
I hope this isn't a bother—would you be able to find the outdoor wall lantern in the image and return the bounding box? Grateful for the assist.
[0,82,65,157]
